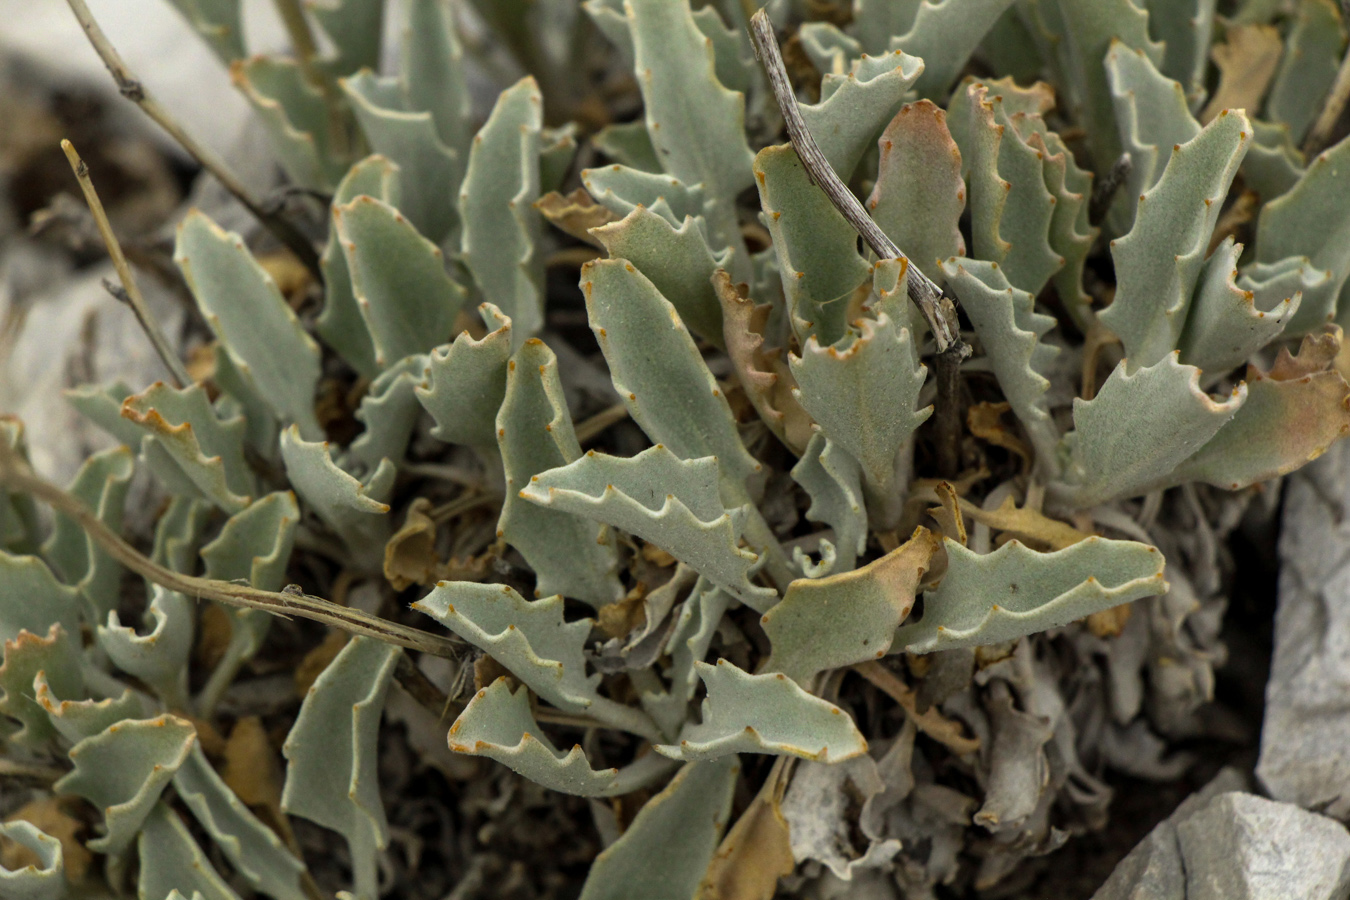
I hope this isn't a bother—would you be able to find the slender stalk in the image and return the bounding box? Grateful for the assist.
[271,0,350,159]
[747,11,971,475]
[1089,151,1133,226]
[61,140,193,389]
[574,402,631,444]
[1305,43,1350,158]
[747,10,961,354]
[0,441,463,659]
[63,0,321,276]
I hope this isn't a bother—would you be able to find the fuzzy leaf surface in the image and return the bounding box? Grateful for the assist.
[0,819,65,900]
[416,304,513,453]
[137,802,241,900]
[800,50,924,182]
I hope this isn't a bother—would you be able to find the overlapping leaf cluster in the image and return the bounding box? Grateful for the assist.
[4,0,1350,897]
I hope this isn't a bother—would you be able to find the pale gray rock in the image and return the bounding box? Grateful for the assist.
[1258,441,1350,819]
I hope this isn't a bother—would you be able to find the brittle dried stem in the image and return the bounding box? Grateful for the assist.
[747,11,971,476]
[0,439,463,660]
[271,0,351,159]
[1305,41,1350,157]
[61,139,193,389]
[64,0,321,276]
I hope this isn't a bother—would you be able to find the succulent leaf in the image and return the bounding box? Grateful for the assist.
[231,57,347,191]
[279,426,392,571]
[1266,0,1346,142]
[798,21,864,74]
[1102,110,1252,371]
[0,819,66,900]
[897,537,1167,653]
[282,637,401,896]
[97,588,194,710]
[1239,254,1336,336]
[163,0,245,62]
[590,120,662,172]
[581,165,706,227]
[578,758,738,900]
[800,50,924,183]
[1142,0,1217,108]
[655,660,869,762]
[0,624,80,746]
[496,339,623,607]
[151,496,214,576]
[891,0,1017,99]
[137,802,241,900]
[0,553,79,647]
[763,528,939,684]
[416,304,513,453]
[459,77,545,344]
[336,194,466,366]
[310,0,385,76]
[1244,119,1305,203]
[55,715,197,854]
[176,211,324,440]
[790,433,868,574]
[42,447,132,618]
[402,0,472,156]
[35,671,143,744]
[348,354,428,470]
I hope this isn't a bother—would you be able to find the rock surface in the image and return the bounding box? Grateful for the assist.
[1258,441,1350,819]
[1092,770,1350,900]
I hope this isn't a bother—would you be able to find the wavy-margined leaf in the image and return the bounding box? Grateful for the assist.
[460,77,544,344]
[34,671,143,744]
[444,677,678,797]
[309,0,383,74]
[0,553,79,647]
[889,0,1017,98]
[55,715,197,854]
[581,165,706,227]
[1104,39,1201,227]
[0,624,80,746]
[97,587,194,710]
[582,258,763,497]
[1256,134,1350,317]
[1167,328,1350,489]
[0,820,66,900]
[1057,353,1247,508]
[231,56,347,191]
[790,311,930,525]
[591,209,729,348]
[1239,255,1336,336]
[42,446,132,618]
[174,746,308,900]
[797,21,863,73]
[342,71,461,244]
[590,120,661,172]
[1179,236,1298,377]
[164,0,244,62]
[520,447,777,611]
[279,426,392,571]
[1244,120,1305,204]
[897,536,1166,653]
[347,354,427,471]
[416,303,512,455]
[137,802,241,900]
[402,0,472,156]
[0,420,39,555]
[176,211,323,440]
[122,383,253,513]
[800,50,924,183]
[625,0,754,263]
[949,79,1063,297]
[755,143,871,346]
[1050,0,1163,172]
[867,99,965,276]
[1101,110,1252,371]
[1144,0,1216,107]
[941,259,1060,465]
[282,638,401,899]
[64,381,141,448]
[496,339,622,607]
[656,660,868,762]
[642,578,733,739]
[1266,0,1345,142]
[763,528,939,685]
[336,195,465,366]
[714,272,814,456]
[579,758,738,900]
[790,434,867,575]
[151,496,213,576]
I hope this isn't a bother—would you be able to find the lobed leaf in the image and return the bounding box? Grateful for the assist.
[416,303,513,454]
[231,57,346,191]
[164,0,245,62]
[347,354,428,471]
[42,446,132,619]
[892,0,1017,99]
[0,624,80,746]
[97,588,194,710]
[790,433,868,575]
[0,553,79,647]
[279,426,392,572]
[800,50,924,183]
[581,165,706,228]
[310,0,385,77]
[0,819,66,900]
[1266,0,1346,142]
[1142,0,1216,108]
[137,802,241,900]
[1178,236,1297,377]
[1239,254,1336,336]
[34,671,143,744]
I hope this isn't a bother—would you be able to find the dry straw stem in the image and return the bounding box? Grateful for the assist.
[61,139,193,389]
[64,0,321,276]
[0,439,464,659]
[748,10,971,474]
[1305,40,1350,157]
[271,0,350,159]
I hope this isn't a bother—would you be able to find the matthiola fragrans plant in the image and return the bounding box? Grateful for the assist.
[4,0,1350,897]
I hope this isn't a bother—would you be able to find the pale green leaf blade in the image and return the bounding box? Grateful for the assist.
[176,210,324,440]
[892,0,1017,99]
[590,120,661,173]
[415,303,513,453]
[41,446,133,617]
[1239,255,1336,336]
[63,381,142,448]
[97,588,193,710]
[311,0,385,76]
[1101,110,1252,371]
[55,715,197,854]
[151,496,214,575]
[789,434,867,574]
[137,802,242,900]
[403,0,472,156]
[655,660,868,762]
[496,339,622,607]
[1178,236,1298,375]
[0,820,66,900]
[279,426,391,571]
[164,0,245,62]
[851,0,921,54]
[0,624,80,746]
[35,671,143,745]
[336,195,466,366]
[898,537,1166,653]
[232,57,345,191]
[578,758,739,900]
[1266,0,1346,142]
[520,446,778,611]
[459,77,544,344]
[1244,119,1305,204]
[800,50,924,182]
[581,165,705,226]
[1142,0,1217,107]
[867,99,965,275]
[798,21,863,74]
[347,354,427,471]
[0,553,80,647]
[281,637,401,892]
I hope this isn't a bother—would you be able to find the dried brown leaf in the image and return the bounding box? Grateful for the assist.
[697,765,794,900]
[967,401,1031,469]
[222,716,298,852]
[536,188,617,247]
[1202,24,1283,124]
[852,661,980,755]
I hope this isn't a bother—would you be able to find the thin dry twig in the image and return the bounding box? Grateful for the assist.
[64,0,321,276]
[574,402,630,444]
[61,139,193,389]
[1305,43,1350,157]
[271,0,350,159]
[0,440,463,659]
[747,10,971,475]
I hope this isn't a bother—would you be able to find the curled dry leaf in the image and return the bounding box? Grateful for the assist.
[536,188,619,248]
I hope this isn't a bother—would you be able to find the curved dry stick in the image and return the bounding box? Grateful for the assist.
[64,0,321,276]
[0,440,462,659]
